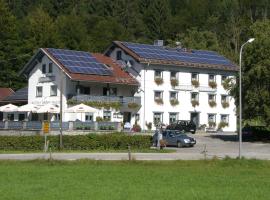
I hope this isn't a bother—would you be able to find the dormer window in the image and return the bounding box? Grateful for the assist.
[42,64,46,74]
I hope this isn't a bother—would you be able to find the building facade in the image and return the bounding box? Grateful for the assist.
[21,48,140,124]
[105,41,238,132]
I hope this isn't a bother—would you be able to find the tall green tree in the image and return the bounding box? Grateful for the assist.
[241,20,270,125]
[0,0,25,89]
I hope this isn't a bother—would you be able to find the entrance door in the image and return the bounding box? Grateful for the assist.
[123,112,131,123]
[190,112,200,127]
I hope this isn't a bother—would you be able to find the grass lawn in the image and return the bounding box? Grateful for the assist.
[0,159,269,200]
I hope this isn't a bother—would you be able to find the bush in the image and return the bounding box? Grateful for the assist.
[0,134,153,151]
[132,124,141,132]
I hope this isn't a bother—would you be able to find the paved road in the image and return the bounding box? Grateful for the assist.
[0,133,269,160]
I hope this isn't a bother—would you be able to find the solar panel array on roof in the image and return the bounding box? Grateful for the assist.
[46,48,112,76]
[121,42,235,67]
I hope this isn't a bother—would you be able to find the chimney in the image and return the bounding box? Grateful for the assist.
[154,40,164,46]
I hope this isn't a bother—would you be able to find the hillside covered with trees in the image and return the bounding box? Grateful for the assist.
[0,0,269,125]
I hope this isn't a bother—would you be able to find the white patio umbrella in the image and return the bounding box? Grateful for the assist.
[18,104,40,112]
[0,104,18,112]
[66,103,98,121]
[36,104,60,113]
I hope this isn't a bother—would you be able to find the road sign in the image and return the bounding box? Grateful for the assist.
[43,121,50,134]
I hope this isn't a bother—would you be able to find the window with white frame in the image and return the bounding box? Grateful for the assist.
[220,114,229,124]
[208,114,216,127]
[169,113,178,124]
[221,75,227,84]
[135,113,140,121]
[191,73,198,81]
[50,85,57,96]
[154,70,162,78]
[153,112,163,125]
[103,87,116,96]
[170,71,177,80]
[103,111,111,121]
[7,113,14,121]
[209,74,216,82]
[36,86,42,97]
[191,92,199,101]
[221,95,228,103]
[170,91,177,100]
[42,64,46,74]
[154,91,163,100]
[208,94,216,101]
[85,113,93,122]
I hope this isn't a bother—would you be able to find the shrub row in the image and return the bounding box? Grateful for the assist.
[0,134,153,151]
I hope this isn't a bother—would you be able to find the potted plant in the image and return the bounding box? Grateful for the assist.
[208,100,217,107]
[208,81,217,89]
[191,99,199,107]
[155,97,163,105]
[170,99,179,106]
[170,78,178,87]
[191,80,199,88]
[154,77,163,85]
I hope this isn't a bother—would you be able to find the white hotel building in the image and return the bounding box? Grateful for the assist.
[21,41,238,132]
[105,41,238,132]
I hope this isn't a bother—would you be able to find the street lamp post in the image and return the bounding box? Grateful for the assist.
[239,38,255,159]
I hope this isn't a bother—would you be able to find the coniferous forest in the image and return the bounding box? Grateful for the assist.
[0,0,269,125]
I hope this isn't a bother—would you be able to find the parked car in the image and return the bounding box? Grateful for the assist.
[166,120,197,134]
[153,130,196,148]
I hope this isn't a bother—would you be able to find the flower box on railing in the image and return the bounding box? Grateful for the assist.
[191,80,199,88]
[208,100,217,107]
[191,99,199,107]
[154,77,163,85]
[208,121,216,128]
[170,78,178,87]
[155,98,163,105]
[222,101,229,108]
[170,99,179,106]
[128,102,140,109]
[208,81,217,89]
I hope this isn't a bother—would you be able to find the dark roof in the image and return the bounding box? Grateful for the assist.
[0,88,14,101]
[21,48,139,86]
[2,87,28,103]
[106,41,238,72]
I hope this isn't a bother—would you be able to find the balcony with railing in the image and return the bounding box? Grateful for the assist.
[68,95,141,109]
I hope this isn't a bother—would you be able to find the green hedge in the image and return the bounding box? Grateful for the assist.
[0,134,152,151]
